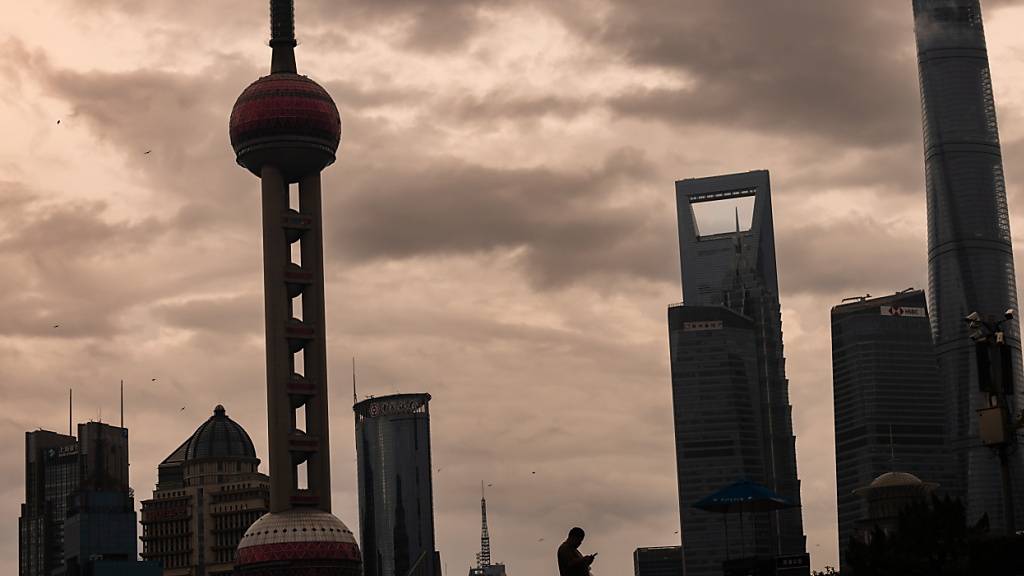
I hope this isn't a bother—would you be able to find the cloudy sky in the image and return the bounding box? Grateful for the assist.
[4,0,1024,573]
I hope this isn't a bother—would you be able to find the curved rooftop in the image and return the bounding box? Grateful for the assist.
[853,471,938,497]
[163,405,258,464]
[870,471,924,488]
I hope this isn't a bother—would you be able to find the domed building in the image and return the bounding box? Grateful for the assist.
[852,471,938,544]
[141,405,270,575]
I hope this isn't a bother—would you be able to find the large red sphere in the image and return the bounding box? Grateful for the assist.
[235,509,361,576]
[229,73,341,182]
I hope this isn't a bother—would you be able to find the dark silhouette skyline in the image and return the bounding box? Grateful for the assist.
[7,1,1024,574]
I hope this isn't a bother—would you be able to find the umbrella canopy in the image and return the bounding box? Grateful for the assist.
[692,479,798,514]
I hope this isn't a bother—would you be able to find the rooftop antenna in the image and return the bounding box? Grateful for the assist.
[120,379,124,429]
[352,357,357,404]
[269,0,297,74]
[69,388,73,436]
[889,424,895,470]
[477,480,492,568]
[840,294,872,303]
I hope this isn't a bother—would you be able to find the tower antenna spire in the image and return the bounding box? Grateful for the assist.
[69,388,73,436]
[352,357,357,404]
[477,481,492,568]
[269,0,297,73]
[120,379,124,429]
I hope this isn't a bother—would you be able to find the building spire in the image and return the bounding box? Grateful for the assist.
[477,481,492,568]
[269,0,297,74]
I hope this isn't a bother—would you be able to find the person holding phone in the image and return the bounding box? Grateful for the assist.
[557,526,596,576]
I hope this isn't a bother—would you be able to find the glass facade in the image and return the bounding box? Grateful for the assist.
[633,546,683,576]
[20,431,77,576]
[354,394,439,576]
[830,290,951,571]
[19,423,143,576]
[913,0,1024,530]
[670,171,805,576]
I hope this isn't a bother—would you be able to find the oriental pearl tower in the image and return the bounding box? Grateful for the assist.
[229,1,361,574]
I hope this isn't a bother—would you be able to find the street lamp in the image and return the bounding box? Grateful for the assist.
[966,309,1023,536]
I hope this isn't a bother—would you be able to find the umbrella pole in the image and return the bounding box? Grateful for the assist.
[740,509,745,559]
[724,512,730,560]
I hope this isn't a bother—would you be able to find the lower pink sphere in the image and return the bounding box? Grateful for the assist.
[235,509,362,576]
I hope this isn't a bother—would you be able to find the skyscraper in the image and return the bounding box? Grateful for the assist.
[20,422,158,576]
[354,394,440,576]
[913,0,1024,530]
[830,290,949,572]
[141,405,270,575]
[20,430,77,576]
[670,170,805,576]
[228,1,361,573]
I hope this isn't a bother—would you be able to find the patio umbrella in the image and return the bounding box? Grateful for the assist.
[693,479,798,513]
[692,479,799,558]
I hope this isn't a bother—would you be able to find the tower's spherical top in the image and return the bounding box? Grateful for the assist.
[229,73,341,181]
[235,509,361,576]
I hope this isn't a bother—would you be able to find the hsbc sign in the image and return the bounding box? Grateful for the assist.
[880,305,926,318]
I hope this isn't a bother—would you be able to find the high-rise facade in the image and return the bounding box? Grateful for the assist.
[913,0,1024,530]
[20,422,157,576]
[354,394,440,576]
[20,430,78,576]
[228,1,361,574]
[670,171,805,576]
[633,546,683,576]
[830,290,949,572]
[141,405,270,575]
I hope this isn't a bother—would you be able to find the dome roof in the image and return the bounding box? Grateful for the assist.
[870,471,924,488]
[236,509,361,568]
[181,405,257,462]
[229,73,341,181]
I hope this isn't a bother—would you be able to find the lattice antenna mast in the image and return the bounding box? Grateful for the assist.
[477,481,492,568]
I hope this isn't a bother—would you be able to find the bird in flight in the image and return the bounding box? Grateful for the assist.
[56,120,61,125]
[180,406,186,411]
[52,324,60,328]
[144,150,152,155]
[151,378,157,382]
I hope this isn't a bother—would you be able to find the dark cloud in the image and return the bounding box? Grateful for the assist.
[777,216,928,298]
[0,183,166,338]
[581,1,923,148]
[330,148,676,288]
[62,0,491,52]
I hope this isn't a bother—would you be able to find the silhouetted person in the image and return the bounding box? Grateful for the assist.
[557,527,596,576]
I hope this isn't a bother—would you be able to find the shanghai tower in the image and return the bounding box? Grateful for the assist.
[914,0,1024,530]
[228,1,361,573]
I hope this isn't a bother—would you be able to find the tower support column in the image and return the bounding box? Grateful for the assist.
[299,172,332,513]
[261,164,294,513]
